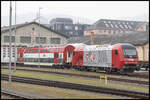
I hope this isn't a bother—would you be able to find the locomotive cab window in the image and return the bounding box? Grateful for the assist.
[115,50,118,55]
[122,45,138,58]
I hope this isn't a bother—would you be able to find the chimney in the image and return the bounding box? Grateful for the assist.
[90,32,94,45]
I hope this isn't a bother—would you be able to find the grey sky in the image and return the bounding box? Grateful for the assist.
[1,1,149,26]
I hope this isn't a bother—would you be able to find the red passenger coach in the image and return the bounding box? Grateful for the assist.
[19,46,65,66]
[64,43,86,65]
[17,48,25,64]
[72,46,85,67]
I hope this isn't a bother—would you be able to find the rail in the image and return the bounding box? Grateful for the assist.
[1,67,149,85]
[2,74,149,99]
[1,89,34,99]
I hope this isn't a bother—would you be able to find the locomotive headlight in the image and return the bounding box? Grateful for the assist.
[134,62,138,64]
[124,61,128,64]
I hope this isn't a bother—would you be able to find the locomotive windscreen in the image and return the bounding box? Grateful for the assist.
[121,44,138,58]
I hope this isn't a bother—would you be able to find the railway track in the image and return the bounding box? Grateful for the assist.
[1,64,149,79]
[1,74,149,99]
[1,67,149,85]
[1,89,34,99]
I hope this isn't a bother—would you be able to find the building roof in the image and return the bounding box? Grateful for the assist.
[50,18,73,24]
[1,22,69,38]
[86,19,148,31]
[68,31,149,46]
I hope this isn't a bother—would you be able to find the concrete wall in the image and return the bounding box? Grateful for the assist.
[136,43,149,61]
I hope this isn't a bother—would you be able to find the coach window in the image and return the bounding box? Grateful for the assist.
[54,53,58,58]
[115,50,118,55]
[68,52,71,57]
[59,53,62,58]
[3,53,6,57]
[56,48,58,52]
[41,49,44,53]
[44,49,47,53]
[50,49,53,52]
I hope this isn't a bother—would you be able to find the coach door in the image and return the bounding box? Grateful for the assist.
[67,52,73,63]
[54,53,59,64]
[19,53,23,63]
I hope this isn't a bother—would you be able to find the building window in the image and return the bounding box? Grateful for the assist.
[110,24,114,28]
[50,38,61,44]
[103,30,106,33]
[36,37,46,43]
[20,36,31,43]
[4,36,15,43]
[75,26,78,30]
[65,25,72,30]
[57,24,61,30]
[69,31,73,35]
[105,23,109,28]
[108,30,111,34]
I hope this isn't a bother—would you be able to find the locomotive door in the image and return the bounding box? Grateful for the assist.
[67,52,73,63]
[113,49,120,68]
[54,53,59,64]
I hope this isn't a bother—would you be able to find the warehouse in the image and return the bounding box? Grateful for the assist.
[1,21,68,63]
[1,21,68,48]
[68,32,149,61]
[84,19,149,36]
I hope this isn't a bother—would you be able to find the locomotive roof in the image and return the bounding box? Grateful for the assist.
[67,43,86,46]
[68,31,149,46]
[84,45,113,51]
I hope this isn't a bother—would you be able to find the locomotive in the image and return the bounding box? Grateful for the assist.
[2,43,139,73]
[71,43,139,73]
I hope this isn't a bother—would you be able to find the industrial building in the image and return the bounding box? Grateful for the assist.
[84,19,149,36]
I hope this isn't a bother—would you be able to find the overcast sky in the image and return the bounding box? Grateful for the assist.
[1,1,149,26]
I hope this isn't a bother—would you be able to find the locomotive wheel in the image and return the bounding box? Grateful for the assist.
[105,68,111,73]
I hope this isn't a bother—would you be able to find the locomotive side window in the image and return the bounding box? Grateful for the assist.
[115,50,118,55]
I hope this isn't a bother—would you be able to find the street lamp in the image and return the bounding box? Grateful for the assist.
[14,1,17,72]
[9,1,12,83]
[38,7,42,68]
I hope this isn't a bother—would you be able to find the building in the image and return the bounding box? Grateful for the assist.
[1,21,69,48]
[84,19,149,36]
[68,32,149,61]
[49,18,91,37]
